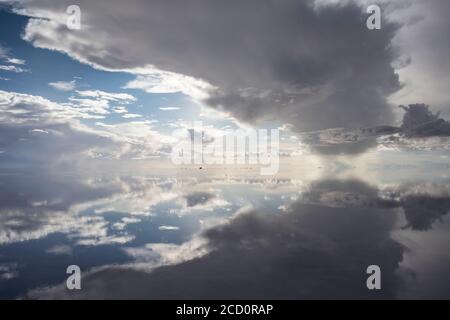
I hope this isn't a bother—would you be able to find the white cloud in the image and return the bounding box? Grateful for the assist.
[13,0,413,132]
[65,90,136,116]
[387,0,450,115]
[159,107,181,111]
[113,106,128,114]
[113,217,141,230]
[76,90,136,103]
[122,113,142,119]
[0,44,8,59]
[0,175,185,246]
[0,44,26,67]
[0,90,89,123]
[68,97,111,115]
[46,244,73,255]
[6,57,26,65]
[158,225,180,231]
[124,71,215,101]
[0,65,27,73]
[30,128,49,134]
[0,263,19,281]
[0,90,127,164]
[49,80,76,91]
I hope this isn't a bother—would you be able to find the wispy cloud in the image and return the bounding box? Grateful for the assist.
[6,57,25,65]
[0,65,27,73]
[158,225,180,231]
[0,43,26,66]
[46,244,73,256]
[122,113,142,119]
[159,107,181,111]
[49,80,77,91]
[76,90,136,103]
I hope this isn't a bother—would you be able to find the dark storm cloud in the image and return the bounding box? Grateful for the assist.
[300,104,450,154]
[400,104,450,138]
[12,0,402,132]
[299,126,399,155]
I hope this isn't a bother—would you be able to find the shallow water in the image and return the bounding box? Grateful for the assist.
[1,154,450,299]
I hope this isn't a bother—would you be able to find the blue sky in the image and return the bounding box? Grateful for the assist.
[0,8,236,137]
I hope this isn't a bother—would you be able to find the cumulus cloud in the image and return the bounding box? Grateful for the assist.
[9,0,406,132]
[0,90,174,165]
[94,119,174,159]
[0,90,123,165]
[387,0,450,116]
[400,104,450,137]
[5,0,450,155]
[300,104,450,154]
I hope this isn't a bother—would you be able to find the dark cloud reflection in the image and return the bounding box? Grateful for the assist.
[27,179,409,299]
[0,173,447,299]
[184,192,215,208]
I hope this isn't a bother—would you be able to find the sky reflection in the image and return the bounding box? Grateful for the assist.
[0,155,449,299]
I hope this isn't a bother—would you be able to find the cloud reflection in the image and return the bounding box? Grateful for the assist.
[0,170,448,299]
[24,178,414,299]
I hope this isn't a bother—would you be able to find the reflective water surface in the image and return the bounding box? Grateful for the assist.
[1,153,450,299]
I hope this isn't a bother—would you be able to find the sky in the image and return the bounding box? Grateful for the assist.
[0,0,449,169]
[1,0,450,300]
